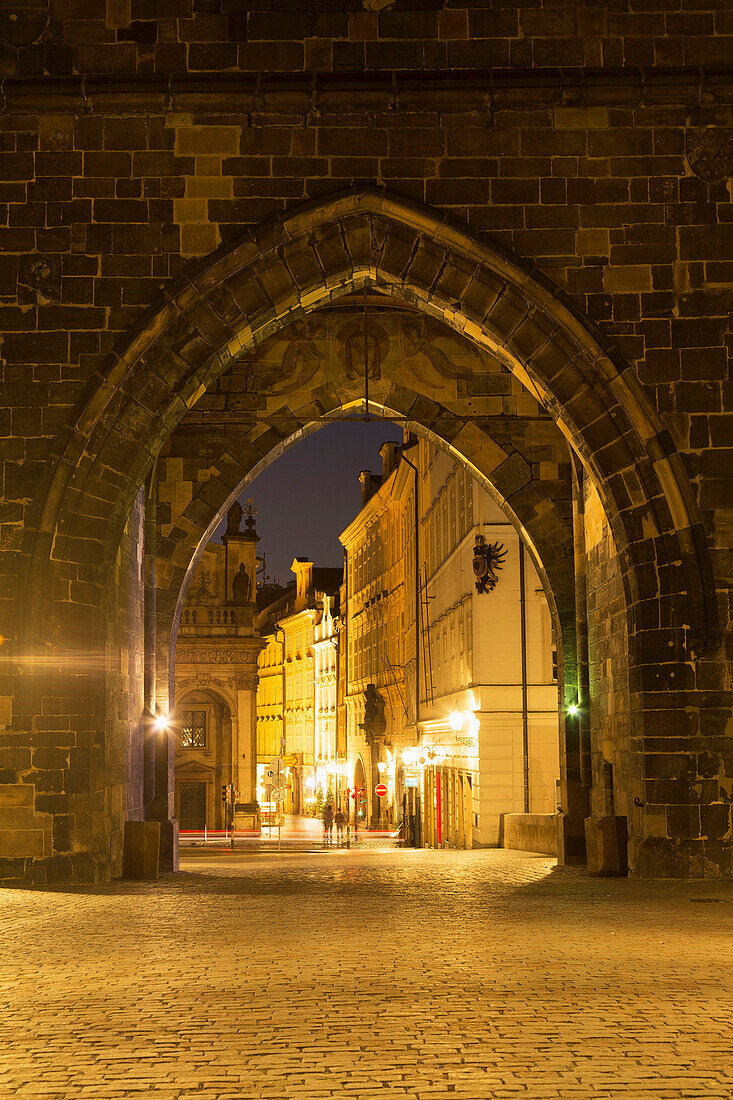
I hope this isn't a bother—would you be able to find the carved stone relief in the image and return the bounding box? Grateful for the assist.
[686,128,733,183]
[19,255,60,301]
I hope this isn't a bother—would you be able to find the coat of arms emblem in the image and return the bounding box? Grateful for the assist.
[473,535,507,594]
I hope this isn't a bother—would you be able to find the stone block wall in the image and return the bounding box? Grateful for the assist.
[0,4,730,880]
[9,2,733,78]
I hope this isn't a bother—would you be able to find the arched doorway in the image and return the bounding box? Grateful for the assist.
[9,190,719,883]
[173,689,233,836]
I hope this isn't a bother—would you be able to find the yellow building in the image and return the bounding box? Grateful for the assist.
[339,441,416,827]
[256,558,342,817]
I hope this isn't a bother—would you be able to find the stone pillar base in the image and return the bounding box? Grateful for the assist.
[585,815,628,876]
[159,817,179,874]
[556,811,587,865]
[628,836,733,879]
[122,820,160,880]
[234,801,261,834]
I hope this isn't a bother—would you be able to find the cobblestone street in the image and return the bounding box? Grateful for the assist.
[1,849,732,1099]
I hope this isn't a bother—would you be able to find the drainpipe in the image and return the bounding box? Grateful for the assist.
[519,540,530,815]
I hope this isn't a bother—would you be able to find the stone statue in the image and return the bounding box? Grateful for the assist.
[361,683,386,735]
[226,500,243,535]
[232,562,250,603]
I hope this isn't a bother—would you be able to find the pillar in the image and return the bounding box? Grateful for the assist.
[557,457,592,864]
[234,667,260,832]
[143,464,179,873]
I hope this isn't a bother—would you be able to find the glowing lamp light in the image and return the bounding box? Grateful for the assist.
[154,713,169,732]
[567,703,579,717]
[449,711,464,732]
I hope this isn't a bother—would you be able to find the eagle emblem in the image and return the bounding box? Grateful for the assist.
[473,535,508,594]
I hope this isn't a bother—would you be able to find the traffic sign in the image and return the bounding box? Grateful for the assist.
[270,786,285,800]
[375,782,388,797]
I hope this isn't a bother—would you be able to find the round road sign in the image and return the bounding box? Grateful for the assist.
[375,782,388,797]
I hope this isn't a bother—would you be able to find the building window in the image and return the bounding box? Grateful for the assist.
[180,709,207,748]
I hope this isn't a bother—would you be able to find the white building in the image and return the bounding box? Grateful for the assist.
[415,435,559,848]
[313,593,339,768]
[339,431,560,847]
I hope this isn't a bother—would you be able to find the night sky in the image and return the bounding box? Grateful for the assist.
[216,419,404,586]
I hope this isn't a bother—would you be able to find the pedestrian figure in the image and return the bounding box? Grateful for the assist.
[334,807,345,846]
[323,802,334,845]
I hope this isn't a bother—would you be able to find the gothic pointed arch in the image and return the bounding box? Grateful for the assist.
[22,188,716,662]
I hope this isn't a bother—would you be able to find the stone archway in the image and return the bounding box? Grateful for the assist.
[8,189,720,883]
[23,190,714,652]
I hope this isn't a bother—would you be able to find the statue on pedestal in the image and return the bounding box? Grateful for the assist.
[232,562,251,604]
[226,500,243,535]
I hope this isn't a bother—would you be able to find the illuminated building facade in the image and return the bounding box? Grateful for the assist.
[313,594,344,802]
[173,509,263,836]
[340,434,559,846]
[256,559,342,817]
[339,443,415,828]
[415,436,559,848]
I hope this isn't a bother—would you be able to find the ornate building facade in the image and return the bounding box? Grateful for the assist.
[340,443,414,829]
[257,559,342,817]
[174,506,262,835]
[340,433,559,847]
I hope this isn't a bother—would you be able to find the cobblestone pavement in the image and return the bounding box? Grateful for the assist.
[1,849,733,1100]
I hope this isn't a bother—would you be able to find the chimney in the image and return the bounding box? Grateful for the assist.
[380,441,399,480]
[358,470,382,508]
[291,557,313,611]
